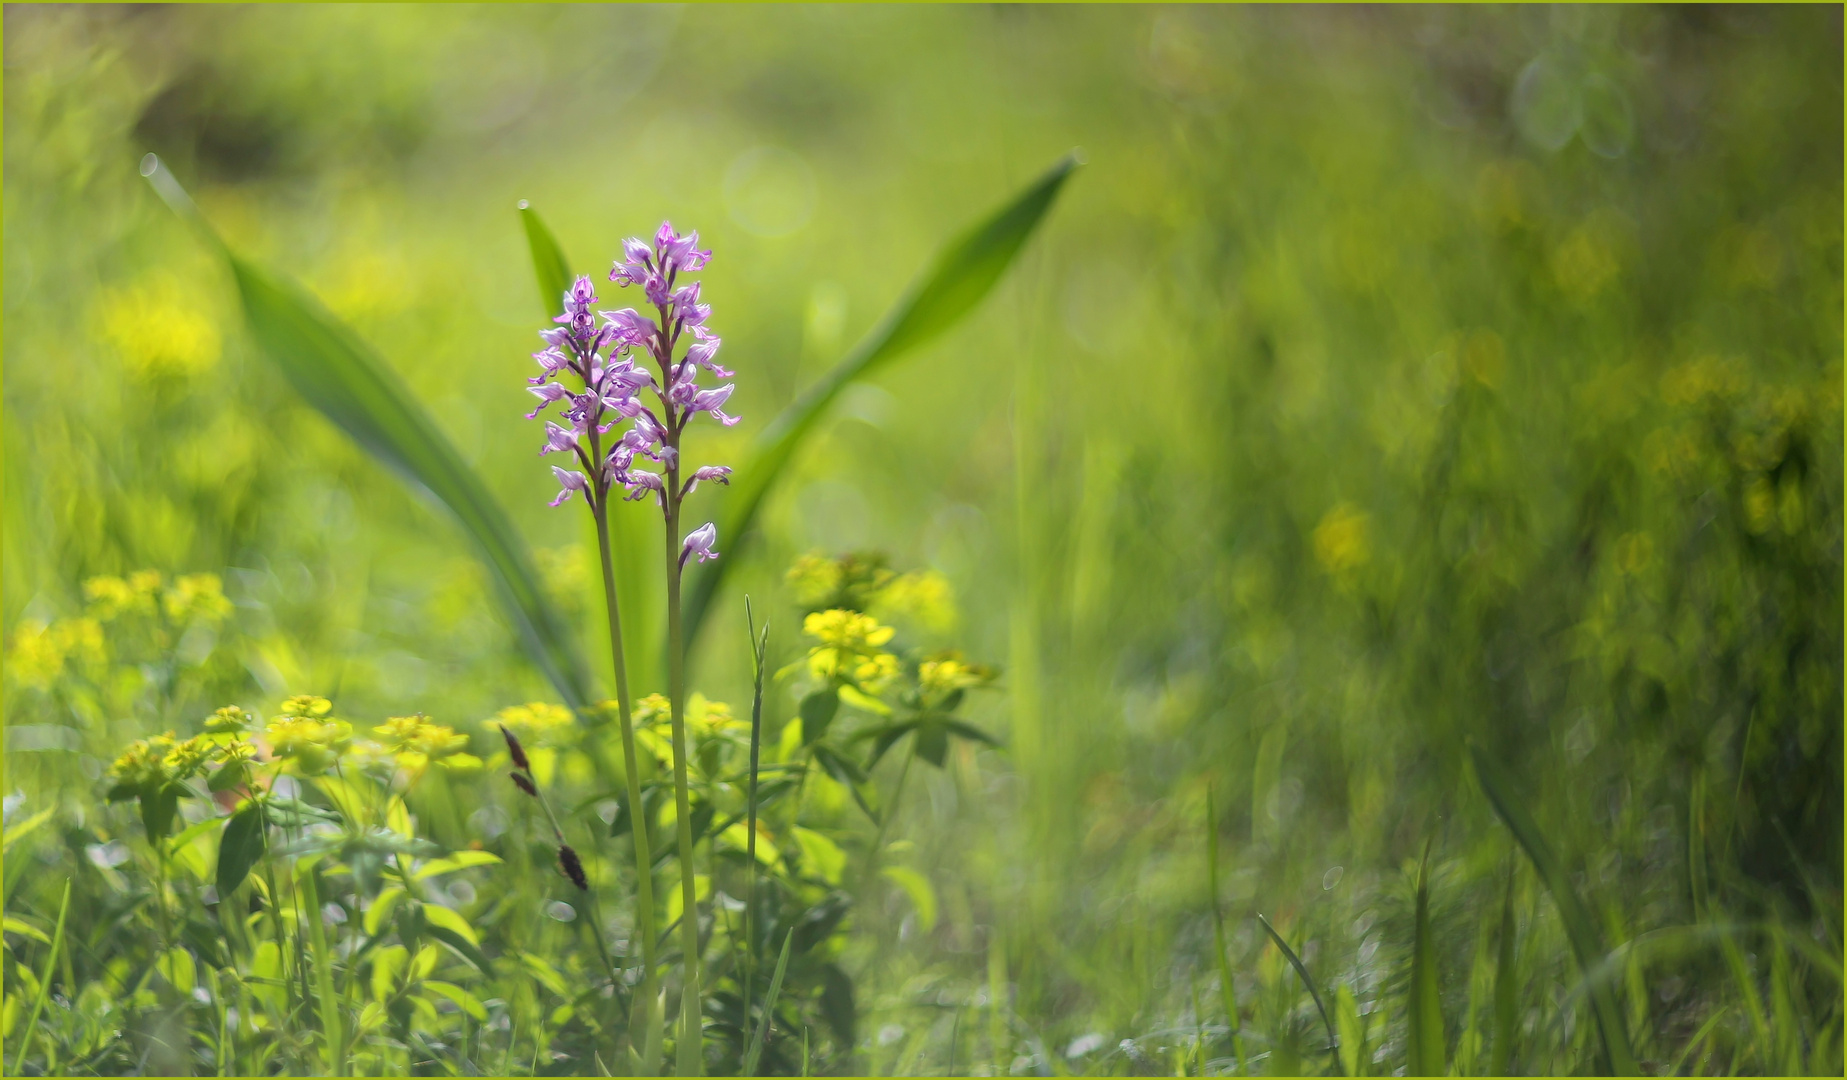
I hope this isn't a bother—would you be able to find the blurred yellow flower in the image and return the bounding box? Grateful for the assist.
[264,715,352,775]
[690,694,744,738]
[872,570,958,635]
[495,702,575,743]
[163,573,233,623]
[1313,504,1371,576]
[5,617,105,689]
[918,655,991,701]
[633,693,672,728]
[98,274,222,381]
[204,705,253,734]
[804,609,898,691]
[279,695,334,719]
[85,573,162,620]
[108,733,179,791]
[373,714,479,775]
[786,553,845,607]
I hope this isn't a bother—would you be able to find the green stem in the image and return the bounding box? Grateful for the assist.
[665,492,704,1077]
[591,451,664,1075]
[744,603,768,1045]
[591,415,664,1070]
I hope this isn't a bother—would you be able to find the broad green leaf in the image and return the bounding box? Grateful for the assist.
[1257,913,1342,1074]
[424,922,490,974]
[312,774,372,826]
[793,826,846,886]
[684,154,1081,650]
[157,946,197,995]
[424,980,488,1021]
[365,887,406,937]
[215,804,267,899]
[141,156,592,713]
[170,815,222,858]
[879,865,938,933]
[3,917,51,945]
[520,203,575,319]
[799,688,840,745]
[1469,741,1640,1075]
[413,851,504,879]
[742,929,794,1078]
[1335,983,1364,1078]
[1407,844,1444,1077]
[421,903,479,946]
[142,784,182,847]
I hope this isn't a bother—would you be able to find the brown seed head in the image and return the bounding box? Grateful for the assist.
[499,723,530,771]
[558,843,588,890]
[510,772,538,797]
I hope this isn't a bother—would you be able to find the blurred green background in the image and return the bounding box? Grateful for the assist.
[5,4,1841,1075]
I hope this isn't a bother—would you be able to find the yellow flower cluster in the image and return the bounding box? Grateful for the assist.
[84,570,232,623]
[786,552,958,635]
[6,617,105,690]
[871,570,957,634]
[804,609,900,693]
[691,694,744,739]
[495,701,576,745]
[917,654,993,703]
[107,731,236,792]
[372,714,480,775]
[264,696,351,776]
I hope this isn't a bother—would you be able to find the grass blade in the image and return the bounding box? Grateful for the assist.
[683,153,1081,649]
[519,201,575,319]
[1256,912,1342,1074]
[1407,842,1445,1077]
[141,156,594,713]
[742,929,794,1077]
[1491,868,1518,1076]
[10,877,71,1076]
[1468,741,1640,1075]
[1205,785,1248,1074]
[744,598,769,1037]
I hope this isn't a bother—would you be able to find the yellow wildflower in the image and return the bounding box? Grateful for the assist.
[204,705,252,734]
[264,715,352,776]
[871,570,957,635]
[85,572,167,620]
[108,733,179,791]
[918,655,993,702]
[633,693,672,728]
[494,702,576,745]
[163,574,233,623]
[804,609,897,690]
[6,617,105,690]
[785,554,845,608]
[278,695,334,719]
[160,735,217,781]
[373,714,479,775]
[690,694,745,738]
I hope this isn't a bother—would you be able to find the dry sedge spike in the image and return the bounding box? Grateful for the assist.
[511,772,538,798]
[499,723,531,771]
[558,844,589,891]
